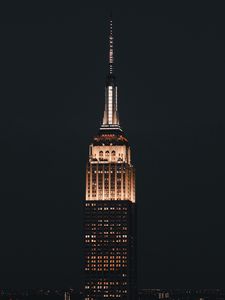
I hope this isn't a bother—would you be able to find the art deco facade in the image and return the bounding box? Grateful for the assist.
[83,17,136,300]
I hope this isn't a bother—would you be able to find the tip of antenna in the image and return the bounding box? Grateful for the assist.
[108,11,114,75]
[109,11,113,34]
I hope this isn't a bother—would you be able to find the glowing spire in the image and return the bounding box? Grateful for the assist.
[109,13,114,75]
[101,14,120,130]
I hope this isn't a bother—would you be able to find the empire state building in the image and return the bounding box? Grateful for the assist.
[83,17,137,300]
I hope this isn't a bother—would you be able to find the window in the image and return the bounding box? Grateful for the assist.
[105,151,109,159]
[99,151,103,159]
[111,150,116,161]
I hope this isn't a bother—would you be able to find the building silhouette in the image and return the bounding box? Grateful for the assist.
[64,292,71,300]
[83,16,137,299]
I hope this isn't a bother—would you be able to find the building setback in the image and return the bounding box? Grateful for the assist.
[83,16,137,300]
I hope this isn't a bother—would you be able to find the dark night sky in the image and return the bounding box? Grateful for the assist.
[0,2,225,289]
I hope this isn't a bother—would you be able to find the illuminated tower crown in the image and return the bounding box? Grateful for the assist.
[85,14,135,203]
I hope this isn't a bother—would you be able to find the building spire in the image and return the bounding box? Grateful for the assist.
[101,14,121,130]
[109,13,114,75]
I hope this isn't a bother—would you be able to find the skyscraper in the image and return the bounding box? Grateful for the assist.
[83,16,137,300]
